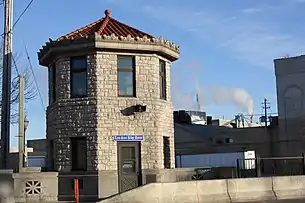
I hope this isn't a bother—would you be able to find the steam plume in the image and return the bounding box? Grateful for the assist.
[209,85,254,115]
[171,60,254,115]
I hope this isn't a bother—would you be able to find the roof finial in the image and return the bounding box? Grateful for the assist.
[105,9,111,17]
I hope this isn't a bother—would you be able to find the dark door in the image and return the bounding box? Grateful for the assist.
[118,142,141,193]
[49,140,54,170]
[71,137,87,171]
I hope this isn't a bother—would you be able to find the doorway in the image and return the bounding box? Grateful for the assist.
[49,140,55,170]
[117,142,141,193]
[71,137,87,171]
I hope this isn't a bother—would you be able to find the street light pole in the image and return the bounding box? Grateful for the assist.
[18,75,25,172]
[24,117,29,168]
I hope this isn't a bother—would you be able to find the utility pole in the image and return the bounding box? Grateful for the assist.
[18,75,25,172]
[261,98,270,127]
[1,0,13,169]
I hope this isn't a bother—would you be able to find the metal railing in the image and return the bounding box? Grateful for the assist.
[236,154,305,178]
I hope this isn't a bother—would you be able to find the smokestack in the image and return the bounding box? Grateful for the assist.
[207,116,212,125]
[196,80,202,111]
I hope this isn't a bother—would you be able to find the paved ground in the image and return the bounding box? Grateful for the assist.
[244,200,305,203]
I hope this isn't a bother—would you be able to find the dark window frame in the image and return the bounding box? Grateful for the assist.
[117,56,136,97]
[163,136,171,169]
[70,56,88,98]
[159,60,166,100]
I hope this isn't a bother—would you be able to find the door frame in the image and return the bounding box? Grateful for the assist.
[117,141,142,193]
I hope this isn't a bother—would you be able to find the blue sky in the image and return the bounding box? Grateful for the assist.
[1,0,305,147]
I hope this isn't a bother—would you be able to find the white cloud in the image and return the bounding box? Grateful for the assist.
[241,8,262,14]
[142,5,305,69]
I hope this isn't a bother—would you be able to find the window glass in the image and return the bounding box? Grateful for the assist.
[71,72,87,97]
[118,57,133,70]
[71,57,87,70]
[118,72,134,96]
[52,64,56,101]
[122,160,135,173]
[160,77,164,98]
[49,64,57,104]
[122,147,135,160]
[159,60,166,100]
[163,136,171,169]
[160,60,165,74]
[121,147,136,173]
[49,68,54,104]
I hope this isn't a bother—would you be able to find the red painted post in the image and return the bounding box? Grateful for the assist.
[74,179,79,203]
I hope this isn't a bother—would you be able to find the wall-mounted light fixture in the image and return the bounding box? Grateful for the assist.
[134,104,147,113]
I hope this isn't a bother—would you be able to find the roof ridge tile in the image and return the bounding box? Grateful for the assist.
[97,16,110,34]
[57,9,155,41]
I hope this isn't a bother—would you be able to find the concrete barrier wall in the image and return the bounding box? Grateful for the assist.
[227,178,275,202]
[0,170,15,203]
[143,167,237,184]
[273,176,305,200]
[101,176,305,203]
[13,172,58,203]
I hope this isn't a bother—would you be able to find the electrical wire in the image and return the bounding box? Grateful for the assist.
[11,54,19,75]
[1,0,35,37]
[24,43,46,111]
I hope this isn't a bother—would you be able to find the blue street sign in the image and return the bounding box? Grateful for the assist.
[113,135,144,141]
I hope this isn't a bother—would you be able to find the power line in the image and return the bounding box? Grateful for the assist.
[12,0,34,29]
[23,43,45,111]
[11,54,19,75]
[0,0,35,37]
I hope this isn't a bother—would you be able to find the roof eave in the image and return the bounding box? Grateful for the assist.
[38,37,96,67]
[94,37,179,61]
[38,34,180,66]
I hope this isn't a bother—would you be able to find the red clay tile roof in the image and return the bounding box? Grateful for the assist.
[57,9,154,41]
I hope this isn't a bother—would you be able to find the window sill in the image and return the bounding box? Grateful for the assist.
[158,98,171,104]
[118,95,136,98]
[71,95,88,99]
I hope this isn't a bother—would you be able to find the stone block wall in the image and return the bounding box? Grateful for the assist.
[47,54,99,172]
[46,51,175,172]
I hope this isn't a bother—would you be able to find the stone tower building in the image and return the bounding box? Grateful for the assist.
[38,9,180,199]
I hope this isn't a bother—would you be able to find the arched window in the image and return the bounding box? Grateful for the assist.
[283,86,303,118]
